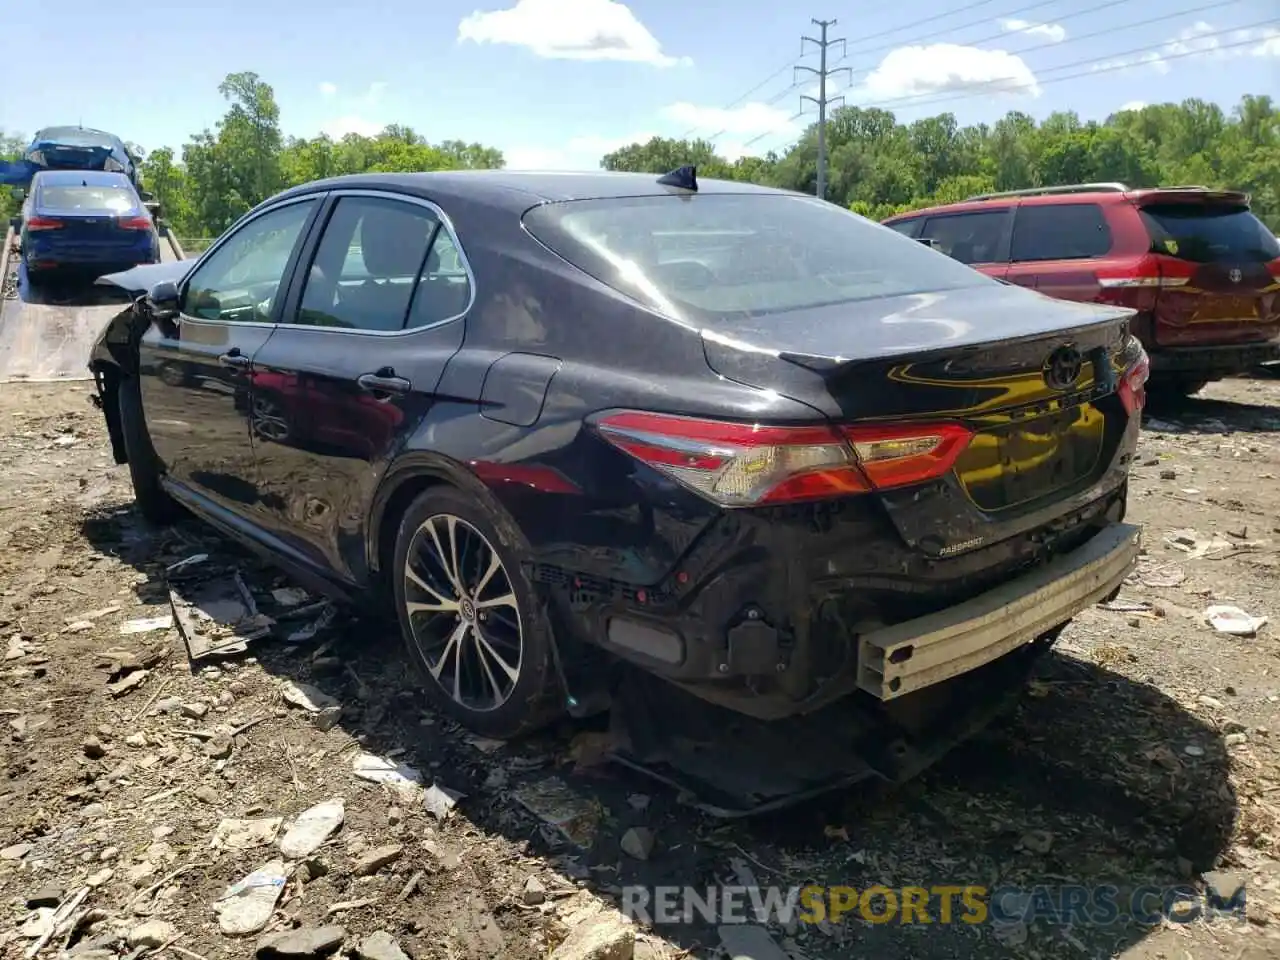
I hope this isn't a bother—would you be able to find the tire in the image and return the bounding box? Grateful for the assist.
[391,484,561,739]
[117,375,178,525]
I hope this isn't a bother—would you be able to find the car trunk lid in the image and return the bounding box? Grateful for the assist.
[34,143,115,172]
[1120,191,1280,347]
[700,285,1140,557]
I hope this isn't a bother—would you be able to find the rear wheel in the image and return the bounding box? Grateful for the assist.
[117,375,178,525]
[392,485,561,739]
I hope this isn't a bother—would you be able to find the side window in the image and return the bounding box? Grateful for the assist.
[182,200,317,323]
[295,196,440,332]
[919,211,1009,265]
[886,218,922,239]
[1011,203,1112,262]
[409,228,473,327]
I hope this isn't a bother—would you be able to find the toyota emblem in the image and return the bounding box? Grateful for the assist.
[1229,268,1243,284]
[1043,345,1083,391]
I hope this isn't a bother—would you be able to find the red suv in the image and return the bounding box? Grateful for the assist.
[883,183,1280,397]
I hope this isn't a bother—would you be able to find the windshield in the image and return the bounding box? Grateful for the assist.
[522,194,993,320]
[34,127,115,149]
[39,185,135,213]
[1140,203,1280,263]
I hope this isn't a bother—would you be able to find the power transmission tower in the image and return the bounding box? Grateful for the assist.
[796,19,850,202]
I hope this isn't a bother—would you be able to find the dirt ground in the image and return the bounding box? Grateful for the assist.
[2,375,1280,960]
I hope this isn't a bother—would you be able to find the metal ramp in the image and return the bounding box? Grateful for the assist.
[0,228,185,384]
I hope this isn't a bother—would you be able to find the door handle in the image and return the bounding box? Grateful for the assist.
[218,350,251,369]
[358,371,411,395]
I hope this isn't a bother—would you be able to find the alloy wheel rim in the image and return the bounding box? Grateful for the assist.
[404,513,523,712]
[250,398,290,442]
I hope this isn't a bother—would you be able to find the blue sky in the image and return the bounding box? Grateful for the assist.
[3,0,1277,170]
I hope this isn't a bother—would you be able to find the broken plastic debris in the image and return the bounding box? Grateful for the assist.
[214,860,286,935]
[272,587,309,607]
[285,605,336,644]
[119,615,173,635]
[352,752,423,787]
[280,680,339,713]
[1204,605,1268,637]
[1097,598,1152,613]
[512,777,599,849]
[210,816,283,851]
[279,798,345,859]
[424,783,465,821]
[165,553,209,575]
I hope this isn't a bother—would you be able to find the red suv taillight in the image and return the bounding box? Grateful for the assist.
[594,411,973,506]
[25,216,64,231]
[1096,254,1196,291]
[1117,346,1150,417]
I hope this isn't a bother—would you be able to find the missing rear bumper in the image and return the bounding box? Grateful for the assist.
[857,521,1141,701]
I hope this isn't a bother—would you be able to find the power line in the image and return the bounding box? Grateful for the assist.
[846,16,1278,113]
[746,23,1277,154]
[700,0,1146,147]
[675,0,1058,140]
[798,18,850,201]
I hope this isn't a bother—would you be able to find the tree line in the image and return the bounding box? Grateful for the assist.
[2,73,1276,238]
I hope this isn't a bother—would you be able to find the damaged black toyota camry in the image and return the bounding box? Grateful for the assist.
[87,168,1148,812]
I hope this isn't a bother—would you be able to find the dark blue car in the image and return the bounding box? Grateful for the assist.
[19,170,159,284]
[24,126,139,187]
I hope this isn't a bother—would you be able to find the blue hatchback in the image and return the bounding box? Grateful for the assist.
[19,170,159,284]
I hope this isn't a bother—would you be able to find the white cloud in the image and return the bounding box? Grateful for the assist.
[856,44,1040,102]
[1093,22,1280,74]
[458,0,687,66]
[321,116,384,139]
[319,81,338,97]
[1118,100,1147,112]
[366,81,388,104]
[1000,18,1067,43]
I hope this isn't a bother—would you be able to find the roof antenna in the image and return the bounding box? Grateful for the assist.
[657,165,697,191]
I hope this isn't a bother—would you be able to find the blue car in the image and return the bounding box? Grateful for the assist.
[18,170,159,285]
[24,126,140,187]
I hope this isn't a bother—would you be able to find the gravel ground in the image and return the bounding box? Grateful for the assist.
[1,377,1279,960]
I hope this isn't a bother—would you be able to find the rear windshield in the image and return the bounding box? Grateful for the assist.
[35,128,114,148]
[1140,204,1280,263]
[522,194,992,319]
[39,185,135,213]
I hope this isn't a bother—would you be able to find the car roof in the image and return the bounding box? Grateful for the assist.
[33,126,119,143]
[885,185,1250,222]
[276,169,800,210]
[34,169,134,190]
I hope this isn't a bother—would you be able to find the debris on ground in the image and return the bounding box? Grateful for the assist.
[1204,604,1269,636]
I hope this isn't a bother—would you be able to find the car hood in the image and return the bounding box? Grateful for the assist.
[95,259,194,298]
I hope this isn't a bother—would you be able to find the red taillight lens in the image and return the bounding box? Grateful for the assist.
[1096,254,1195,290]
[117,215,153,231]
[1117,347,1150,418]
[1267,259,1280,282]
[25,216,64,231]
[594,411,972,506]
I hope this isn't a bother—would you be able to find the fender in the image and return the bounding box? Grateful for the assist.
[366,450,510,576]
[88,260,197,375]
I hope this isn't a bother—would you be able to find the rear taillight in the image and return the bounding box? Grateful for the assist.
[25,216,63,231]
[1117,347,1150,418]
[1267,259,1280,282]
[1096,254,1194,290]
[117,216,153,231]
[594,411,972,506]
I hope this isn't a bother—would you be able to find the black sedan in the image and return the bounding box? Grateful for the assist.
[87,168,1148,751]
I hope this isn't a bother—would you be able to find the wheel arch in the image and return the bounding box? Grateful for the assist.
[368,451,509,580]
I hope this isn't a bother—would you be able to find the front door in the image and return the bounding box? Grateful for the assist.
[918,209,1012,282]
[140,196,321,516]
[248,191,472,583]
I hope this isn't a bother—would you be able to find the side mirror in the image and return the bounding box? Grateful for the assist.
[915,237,939,249]
[139,190,155,202]
[148,280,180,320]
[10,187,25,202]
